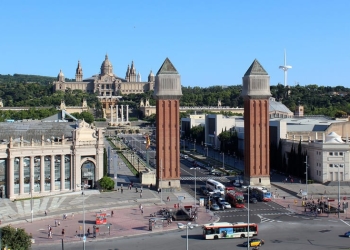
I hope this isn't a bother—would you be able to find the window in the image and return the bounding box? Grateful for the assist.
[329,152,333,156]
[329,164,334,168]
[335,152,339,156]
[340,152,344,156]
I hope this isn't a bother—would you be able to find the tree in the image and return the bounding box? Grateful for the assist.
[1,225,32,250]
[99,176,115,190]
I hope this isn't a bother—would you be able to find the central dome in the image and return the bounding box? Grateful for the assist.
[100,54,113,76]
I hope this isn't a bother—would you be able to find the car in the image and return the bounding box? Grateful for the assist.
[344,231,350,237]
[200,186,209,195]
[210,204,220,211]
[250,197,258,204]
[242,238,265,247]
[219,201,231,209]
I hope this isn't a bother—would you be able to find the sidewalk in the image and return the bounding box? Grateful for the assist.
[0,139,219,246]
[12,192,218,246]
[270,173,350,221]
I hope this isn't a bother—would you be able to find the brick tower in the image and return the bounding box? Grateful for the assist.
[153,58,182,189]
[241,59,271,186]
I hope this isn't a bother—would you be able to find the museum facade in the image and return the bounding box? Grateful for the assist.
[0,119,104,200]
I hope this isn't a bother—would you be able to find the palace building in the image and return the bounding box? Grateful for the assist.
[53,54,155,118]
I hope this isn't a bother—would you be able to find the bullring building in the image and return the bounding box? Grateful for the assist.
[0,113,104,200]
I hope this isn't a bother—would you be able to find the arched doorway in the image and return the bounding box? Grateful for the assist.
[81,161,95,189]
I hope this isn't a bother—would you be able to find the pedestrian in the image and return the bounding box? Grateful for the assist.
[141,186,143,193]
[75,230,78,238]
[157,188,160,194]
[141,208,144,214]
[58,220,61,226]
[55,220,57,227]
[277,193,280,199]
[140,192,142,198]
[150,183,153,189]
[87,228,90,237]
[62,229,65,238]
[136,187,138,193]
[72,213,74,218]
[48,230,52,239]
[121,187,123,193]
[111,210,114,217]
[167,196,170,202]
[45,210,47,216]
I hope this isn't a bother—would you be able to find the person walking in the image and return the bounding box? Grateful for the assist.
[140,192,142,198]
[87,228,90,237]
[111,210,114,217]
[121,187,123,193]
[45,210,47,216]
[62,229,65,238]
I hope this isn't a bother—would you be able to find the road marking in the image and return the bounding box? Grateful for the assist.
[341,219,350,227]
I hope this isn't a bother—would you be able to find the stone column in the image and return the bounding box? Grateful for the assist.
[50,156,55,192]
[40,156,45,193]
[126,105,129,123]
[121,105,124,123]
[60,155,65,191]
[116,105,118,124]
[19,157,24,195]
[110,105,113,124]
[30,156,35,194]
[8,158,14,198]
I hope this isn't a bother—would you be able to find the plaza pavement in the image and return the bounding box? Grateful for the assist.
[2,151,350,246]
[0,158,219,247]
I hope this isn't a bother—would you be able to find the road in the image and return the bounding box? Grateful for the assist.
[33,219,350,250]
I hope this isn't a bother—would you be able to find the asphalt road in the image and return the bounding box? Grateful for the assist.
[33,219,350,250]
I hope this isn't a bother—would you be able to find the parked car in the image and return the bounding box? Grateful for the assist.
[250,197,258,204]
[219,201,232,209]
[210,204,220,211]
[200,186,209,195]
[242,238,265,247]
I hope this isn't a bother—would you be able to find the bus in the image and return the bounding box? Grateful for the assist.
[206,179,225,195]
[226,191,245,208]
[202,222,258,240]
[250,187,272,202]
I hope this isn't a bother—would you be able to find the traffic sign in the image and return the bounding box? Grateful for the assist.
[83,236,86,242]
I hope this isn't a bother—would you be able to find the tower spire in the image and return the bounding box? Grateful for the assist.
[279,49,292,87]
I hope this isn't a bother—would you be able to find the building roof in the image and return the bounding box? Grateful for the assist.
[244,59,268,76]
[269,98,293,114]
[156,58,178,75]
[0,121,77,142]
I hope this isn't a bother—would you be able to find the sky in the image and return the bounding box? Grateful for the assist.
[1,0,350,88]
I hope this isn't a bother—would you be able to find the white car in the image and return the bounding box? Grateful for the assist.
[220,201,231,209]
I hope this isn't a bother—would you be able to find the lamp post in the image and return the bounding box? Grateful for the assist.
[177,222,193,250]
[193,139,196,152]
[221,152,225,170]
[31,174,33,223]
[247,185,250,250]
[190,167,200,212]
[305,155,308,198]
[336,164,343,219]
[78,183,90,250]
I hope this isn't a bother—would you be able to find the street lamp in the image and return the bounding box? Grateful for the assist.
[190,167,200,212]
[193,139,196,152]
[77,183,90,250]
[304,155,309,198]
[335,164,344,219]
[177,222,194,250]
[221,152,225,170]
[247,185,250,250]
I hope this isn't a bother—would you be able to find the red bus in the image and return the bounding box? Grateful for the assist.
[202,222,258,239]
[226,191,245,208]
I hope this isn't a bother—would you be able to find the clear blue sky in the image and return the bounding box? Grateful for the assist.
[1,0,349,88]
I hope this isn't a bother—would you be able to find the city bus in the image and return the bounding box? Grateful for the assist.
[206,179,225,195]
[226,191,245,208]
[250,187,272,202]
[202,222,258,240]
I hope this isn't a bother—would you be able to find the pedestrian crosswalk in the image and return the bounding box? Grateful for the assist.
[180,176,230,182]
[258,214,283,223]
